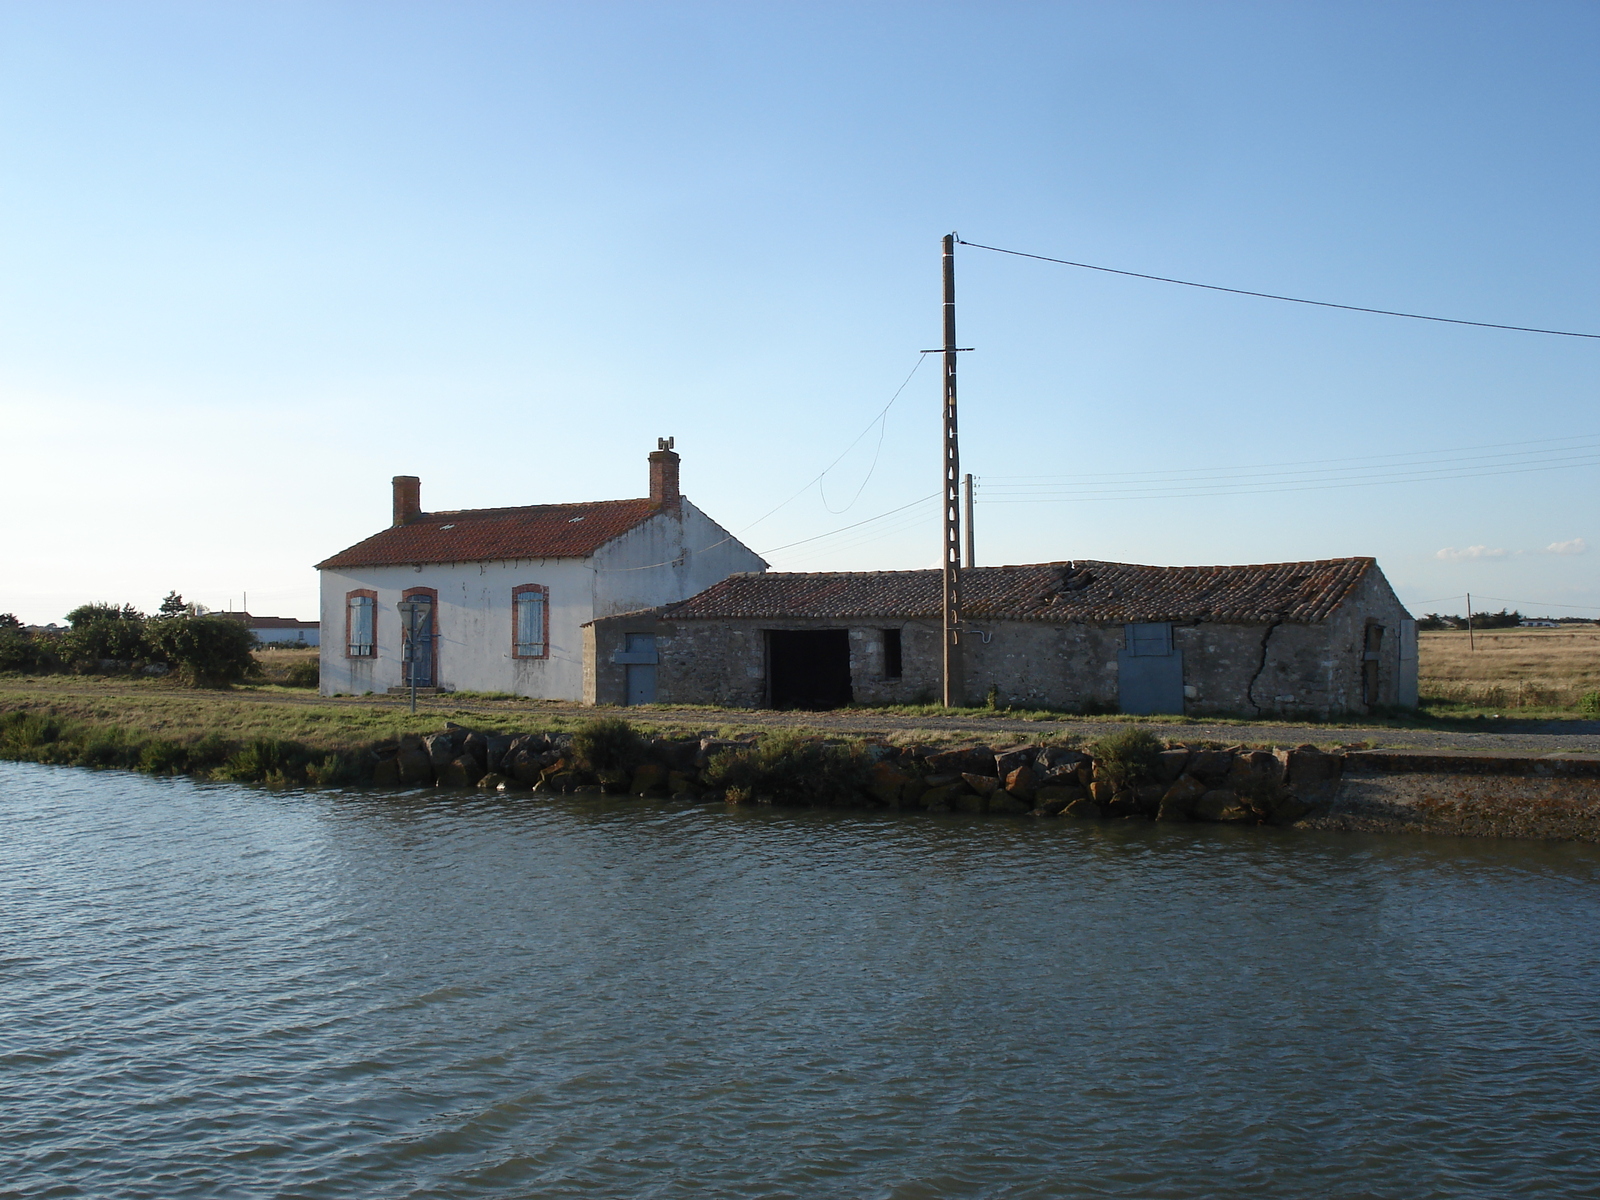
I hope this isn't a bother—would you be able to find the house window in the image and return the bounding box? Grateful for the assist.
[883,628,903,679]
[346,591,376,657]
[512,585,548,658]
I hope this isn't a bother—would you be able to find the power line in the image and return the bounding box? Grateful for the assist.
[760,493,940,556]
[955,238,1600,340]
[981,452,1600,502]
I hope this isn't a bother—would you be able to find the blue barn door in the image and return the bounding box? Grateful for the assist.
[1117,622,1184,715]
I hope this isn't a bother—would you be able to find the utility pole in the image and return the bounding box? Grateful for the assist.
[962,473,975,568]
[940,233,965,707]
[1466,592,1474,651]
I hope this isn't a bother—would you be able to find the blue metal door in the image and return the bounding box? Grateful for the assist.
[1117,622,1184,715]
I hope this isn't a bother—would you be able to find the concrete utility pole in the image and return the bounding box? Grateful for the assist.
[940,234,965,707]
[962,473,975,568]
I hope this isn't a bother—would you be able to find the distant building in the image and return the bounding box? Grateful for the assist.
[589,557,1419,717]
[214,612,321,646]
[315,443,766,699]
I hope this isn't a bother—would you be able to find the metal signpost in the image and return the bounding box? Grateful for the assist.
[396,598,423,714]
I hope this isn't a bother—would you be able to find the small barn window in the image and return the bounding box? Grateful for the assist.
[346,591,376,657]
[883,628,903,679]
[1125,622,1173,657]
[513,585,548,659]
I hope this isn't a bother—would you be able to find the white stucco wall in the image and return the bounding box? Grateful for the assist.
[317,499,766,700]
[592,499,767,618]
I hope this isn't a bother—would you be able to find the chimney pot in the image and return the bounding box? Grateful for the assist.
[393,475,421,526]
[648,443,680,511]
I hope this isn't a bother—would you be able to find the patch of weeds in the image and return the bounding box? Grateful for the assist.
[572,716,645,772]
[701,731,875,807]
[1086,727,1164,787]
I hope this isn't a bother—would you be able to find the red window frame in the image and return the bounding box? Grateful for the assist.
[511,584,549,659]
[345,589,377,658]
[400,586,439,685]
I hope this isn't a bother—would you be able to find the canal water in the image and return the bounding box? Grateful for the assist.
[4,760,1599,1199]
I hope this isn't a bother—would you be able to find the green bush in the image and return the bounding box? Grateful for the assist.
[702,731,875,806]
[1580,692,1600,716]
[146,615,258,686]
[572,716,644,772]
[1087,727,1165,787]
[214,737,308,783]
[283,659,320,688]
[62,603,149,665]
[0,627,57,674]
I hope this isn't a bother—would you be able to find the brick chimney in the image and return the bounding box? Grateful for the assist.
[392,475,421,526]
[648,439,680,511]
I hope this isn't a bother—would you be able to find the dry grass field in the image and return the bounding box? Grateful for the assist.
[1419,627,1600,712]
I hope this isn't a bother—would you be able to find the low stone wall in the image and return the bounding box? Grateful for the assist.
[1308,749,1600,841]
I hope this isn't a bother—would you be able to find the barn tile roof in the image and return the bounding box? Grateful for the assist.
[651,558,1377,625]
[316,499,662,570]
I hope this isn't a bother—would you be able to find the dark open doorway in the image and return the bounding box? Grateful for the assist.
[767,629,853,709]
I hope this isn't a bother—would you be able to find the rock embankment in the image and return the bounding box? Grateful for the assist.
[370,724,1346,827]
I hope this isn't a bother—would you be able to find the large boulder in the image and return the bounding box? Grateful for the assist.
[869,761,914,806]
[920,781,970,812]
[1187,750,1234,785]
[437,755,484,788]
[1035,784,1086,815]
[1061,797,1102,819]
[424,733,456,769]
[484,734,516,774]
[1285,746,1342,795]
[395,738,433,785]
[1157,749,1191,783]
[961,772,999,798]
[461,732,490,772]
[1004,766,1037,804]
[1156,774,1206,821]
[994,746,1038,778]
[926,746,998,777]
[1194,789,1251,821]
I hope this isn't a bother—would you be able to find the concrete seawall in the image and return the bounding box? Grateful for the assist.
[1304,749,1600,841]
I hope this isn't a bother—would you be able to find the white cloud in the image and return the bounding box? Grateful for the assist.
[1436,545,1508,561]
[1546,538,1587,556]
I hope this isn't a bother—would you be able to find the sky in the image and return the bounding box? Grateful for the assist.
[1,0,1596,625]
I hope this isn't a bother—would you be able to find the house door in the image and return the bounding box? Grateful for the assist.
[1117,622,1184,715]
[623,633,657,705]
[403,596,435,687]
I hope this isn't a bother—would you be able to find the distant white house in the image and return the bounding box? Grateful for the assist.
[213,612,321,646]
[315,442,766,699]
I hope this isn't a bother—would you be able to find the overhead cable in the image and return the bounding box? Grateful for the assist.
[955,238,1600,340]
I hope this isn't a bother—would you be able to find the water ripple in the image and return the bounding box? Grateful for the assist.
[3,761,1599,1198]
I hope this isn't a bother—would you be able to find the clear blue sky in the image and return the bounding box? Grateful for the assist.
[2,1,1596,624]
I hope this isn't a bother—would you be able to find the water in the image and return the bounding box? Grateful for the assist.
[3,762,1599,1199]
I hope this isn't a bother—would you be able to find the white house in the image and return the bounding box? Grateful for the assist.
[316,441,766,699]
[215,613,321,647]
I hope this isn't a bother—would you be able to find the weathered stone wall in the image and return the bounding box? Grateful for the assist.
[590,567,1416,716]
[1310,750,1600,841]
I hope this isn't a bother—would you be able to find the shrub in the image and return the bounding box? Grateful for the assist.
[146,615,258,686]
[572,716,644,772]
[701,731,875,806]
[214,737,308,783]
[1581,692,1600,716]
[138,739,190,774]
[1087,727,1165,787]
[62,603,149,665]
[0,628,57,674]
[283,659,320,688]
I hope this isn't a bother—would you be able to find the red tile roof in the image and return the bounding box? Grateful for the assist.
[652,558,1379,625]
[316,499,662,570]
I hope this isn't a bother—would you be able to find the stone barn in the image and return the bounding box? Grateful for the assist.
[586,557,1418,718]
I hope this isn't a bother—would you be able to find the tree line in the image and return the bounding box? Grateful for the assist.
[0,592,258,685]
